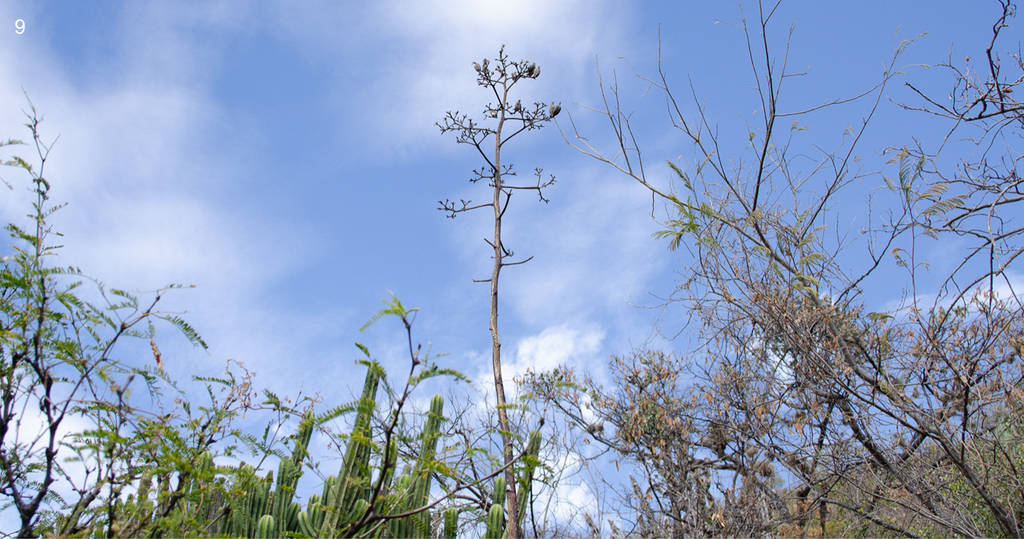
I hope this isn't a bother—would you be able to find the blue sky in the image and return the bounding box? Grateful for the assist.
[0,0,1018,528]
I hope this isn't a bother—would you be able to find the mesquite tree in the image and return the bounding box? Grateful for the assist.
[0,105,230,539]
[437,46,558,539]
[541,1,1024,536]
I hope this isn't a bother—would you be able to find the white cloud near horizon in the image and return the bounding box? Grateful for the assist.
[469,323,606,412]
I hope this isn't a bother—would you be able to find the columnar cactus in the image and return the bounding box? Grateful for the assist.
[255,514,275,539]
[319,363,381,535]
[508,429,543,536]
[220,410,318,538]
[484,430,543,539]
[485,475,507,539]
[485,504,505,539]
[132,362,489,539]
[389,395,445,538]
[269,408,315,537]
[443,508,459,539]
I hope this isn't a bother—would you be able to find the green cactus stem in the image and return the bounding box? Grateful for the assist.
[484,504,505,539]
[256,514,275,539]
[507,430,543,537]
[293,409,316,467]
[391,395,445,539]
[443,508,459,539]
[320,364,381,535]
[493,475,506,510]
[297,509,317,537]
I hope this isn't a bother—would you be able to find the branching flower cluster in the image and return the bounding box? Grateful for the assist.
[437,45,558,221]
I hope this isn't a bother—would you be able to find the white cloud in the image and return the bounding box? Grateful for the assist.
[541,481,597,523]
[881,269,1024,315]
[529,441,610,533]
[508,172,669,322]
[469,323,604,412]
[266,0,627,155]
[510,324,604,377]
[0,1,338,388]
